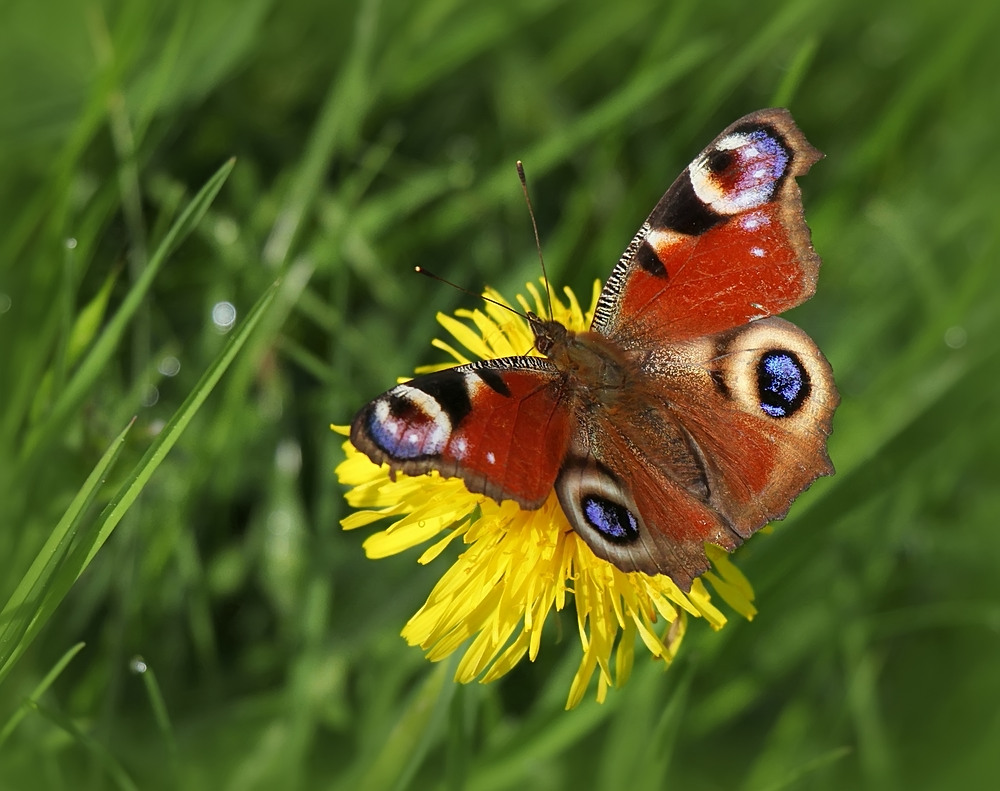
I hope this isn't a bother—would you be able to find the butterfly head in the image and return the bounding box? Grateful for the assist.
[528,312,571,357]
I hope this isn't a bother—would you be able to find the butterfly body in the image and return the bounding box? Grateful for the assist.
[351,109,838,591]
[533,319,631,402]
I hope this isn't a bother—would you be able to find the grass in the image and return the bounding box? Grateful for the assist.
[1,0,999,788]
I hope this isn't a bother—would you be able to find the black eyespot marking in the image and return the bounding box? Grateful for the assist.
[475,367,511,397]
[709,369,731,400]
[409,371,472,424]
[757,350,810,418]
[635,241,667,276]
[709,336,734,399]
[706,148,734,174]
[582,495,640,543]
[658,173,725,235]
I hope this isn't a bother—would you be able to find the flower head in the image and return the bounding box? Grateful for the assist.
[336,281,756,707]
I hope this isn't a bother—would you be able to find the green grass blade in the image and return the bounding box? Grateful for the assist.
[0,421,133,680]
[351,662,453,791]
[0,278,277,684]
[263,0,382,268]
[132,656,179,778]
[31,700,140,791]
[20,157,236,459]
[0,642,86,749]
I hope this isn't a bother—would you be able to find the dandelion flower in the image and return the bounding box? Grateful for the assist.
[336,281,756,708]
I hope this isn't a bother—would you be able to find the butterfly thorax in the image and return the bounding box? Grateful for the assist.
[530,314,632,406]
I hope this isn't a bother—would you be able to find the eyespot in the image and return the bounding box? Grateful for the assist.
[581,494,640,543]
[690,126,791,214]
[757,350,810,418]
[706,148,734,174]
[366,385,452,458]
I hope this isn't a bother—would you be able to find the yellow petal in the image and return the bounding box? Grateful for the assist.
[337,281,760,708]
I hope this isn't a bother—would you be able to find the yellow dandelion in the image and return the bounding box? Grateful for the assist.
[335,281,757,708]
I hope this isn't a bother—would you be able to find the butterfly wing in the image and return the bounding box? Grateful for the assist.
[592,108,823,347]
[555,318,837,590]
[666,317,838,535]
[350,358,572,508]
[555,403,742,591]
[350,109,835,591]
[553,110,837,589]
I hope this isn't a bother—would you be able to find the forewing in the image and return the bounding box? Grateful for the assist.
[351,357,572,508]
[592,108,823,347]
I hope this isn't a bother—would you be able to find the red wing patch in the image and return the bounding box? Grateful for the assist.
[592,108,822,347]
[351,358,573,508]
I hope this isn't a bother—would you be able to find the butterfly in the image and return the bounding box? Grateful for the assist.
[350,109,838,592]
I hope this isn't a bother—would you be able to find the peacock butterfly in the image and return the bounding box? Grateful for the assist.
[350,109,838,592]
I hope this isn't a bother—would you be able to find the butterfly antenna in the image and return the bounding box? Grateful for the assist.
[516,161,554,320]
[413,267,527,318]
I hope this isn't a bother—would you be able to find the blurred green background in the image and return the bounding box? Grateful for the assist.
[1,0,998,788]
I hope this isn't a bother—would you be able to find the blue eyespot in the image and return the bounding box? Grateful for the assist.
[366,388,451,459]
[582,495,639,543]
[367,407,427,459]
[744,128,789,184]
[757,351,809,418]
